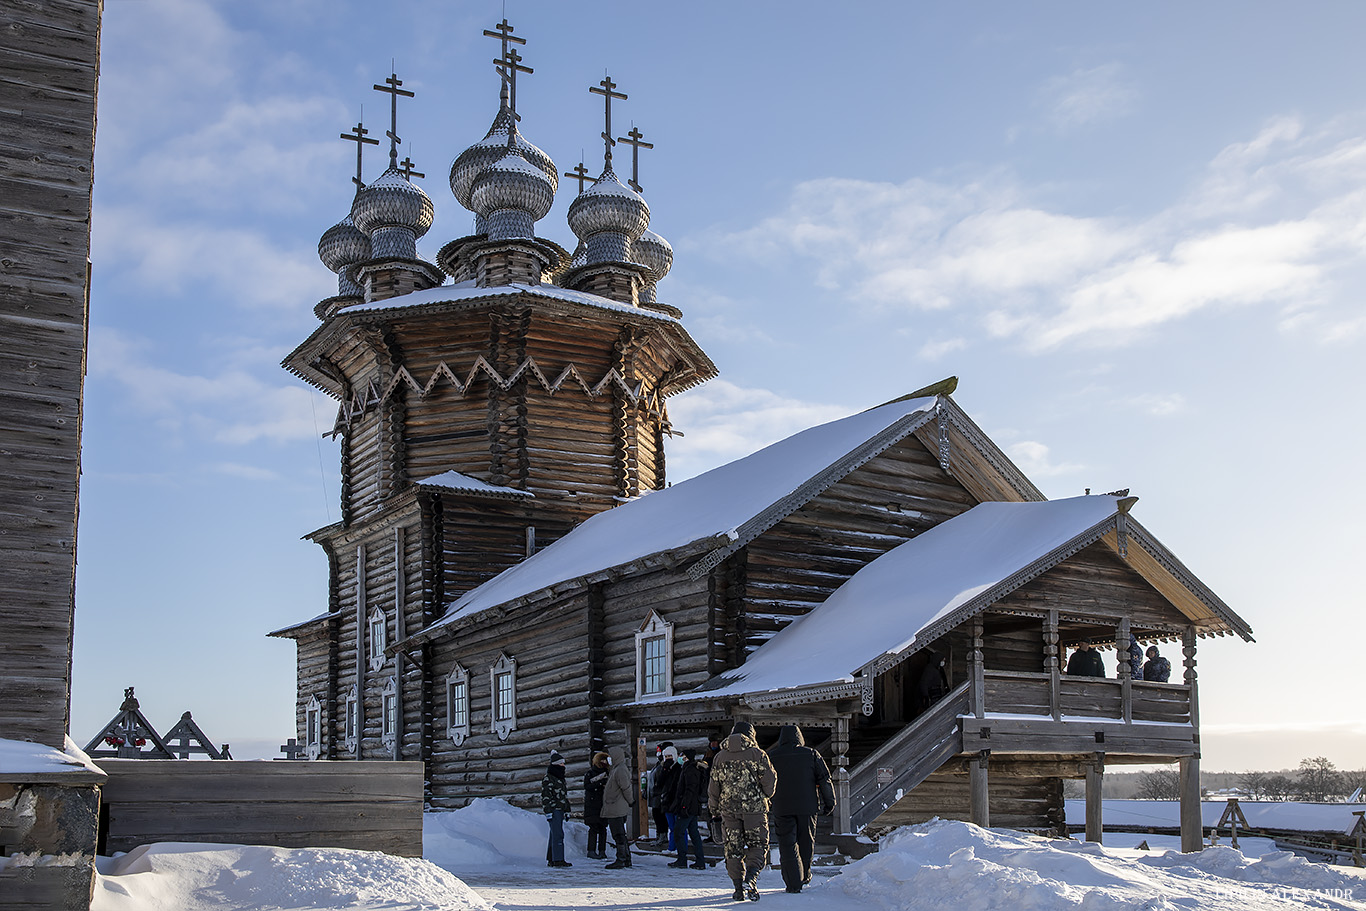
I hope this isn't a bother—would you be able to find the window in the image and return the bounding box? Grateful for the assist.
[490,653,517,740]
[635,611,674,699]
[446,664,470,746]
[305,695,321,760]
[343,684,358,753]
[368,607,387,672]
[381,676,399,751]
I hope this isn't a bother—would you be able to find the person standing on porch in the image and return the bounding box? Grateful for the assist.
[708,720,777,902]
[1065,640,1106,677]
[541,750,572,868]
[583,751,610,859]
[1142,645,1172,682]
[766,724,836,894]
[602,745,635,869]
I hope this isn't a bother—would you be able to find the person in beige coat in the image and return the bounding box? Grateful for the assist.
[602,744,635,869]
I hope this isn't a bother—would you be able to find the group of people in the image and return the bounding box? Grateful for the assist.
[1065,635,1172,681]
[537,719,837,901]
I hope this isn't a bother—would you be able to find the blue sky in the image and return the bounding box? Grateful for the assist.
[74,0,1366,768]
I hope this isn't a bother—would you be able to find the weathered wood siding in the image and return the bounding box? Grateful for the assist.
[98,760,424,856]
[877,769,1064,831]
[741,436,977,654]
[0,0,100,750]
[426,594,593,810]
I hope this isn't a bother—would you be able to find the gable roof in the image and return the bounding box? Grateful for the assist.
[645,495,1250,708]
[401,390,953,648]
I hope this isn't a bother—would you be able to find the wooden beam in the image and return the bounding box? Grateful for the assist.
[1180,755,1202,852]
[1085,758,1103,844]
[969,751,989,827]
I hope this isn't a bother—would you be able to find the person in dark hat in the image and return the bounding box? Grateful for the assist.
[667,747,709,870]
[707,720,776,901]
[766,724,835,893]
[584,750,610,859]
[541,749,572,868]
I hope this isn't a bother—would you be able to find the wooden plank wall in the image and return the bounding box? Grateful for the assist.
[0,0,100,749]
[876,769,1064,831]
[742,436,976,654]
[994,541,1185,631]
[97,760,425,856]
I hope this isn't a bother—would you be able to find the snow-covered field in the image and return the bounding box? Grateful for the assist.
[91,799,1366,911]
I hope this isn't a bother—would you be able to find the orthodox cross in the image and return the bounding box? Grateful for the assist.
[398,156,424,181]
[589,74,627,166]
[563,161,593,194]
[483,18,525,59]
[484,19,527,119]
[495,46,533,120]
[373,72,415,170]
[340,121,379,191]
[615,125,653,193]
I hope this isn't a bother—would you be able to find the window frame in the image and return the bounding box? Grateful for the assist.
[380,676,398,751]
[634,610,675,700]
[304,695,322,760]
[445,663,470,746]
[343,684,359,753]
[368,607,387,672]
[490,653,517,741]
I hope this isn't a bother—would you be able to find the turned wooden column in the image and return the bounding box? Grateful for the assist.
[1045,610,1060,721]
[1117,618,1132,724]
[971,616,985,718]
[833,715,852,835]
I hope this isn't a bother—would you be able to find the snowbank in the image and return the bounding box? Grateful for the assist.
[92,842,490,911]
[0,735,103,777]
[823,820,1366,910]
[1066,799,1366,835]
[423,798,587,868]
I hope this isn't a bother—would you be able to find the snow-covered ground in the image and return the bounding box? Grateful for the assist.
[91,799,1366,911]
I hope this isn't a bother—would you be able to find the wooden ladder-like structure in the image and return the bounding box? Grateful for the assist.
[847,681,971,833]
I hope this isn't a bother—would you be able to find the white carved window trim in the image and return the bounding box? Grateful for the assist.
[305,695,322,760]
[343,684,359,753]
[381,676,399,751]
[446,664,471,746]
[635,610,674,700]
[368,607,387,672]
[490,653,517,741]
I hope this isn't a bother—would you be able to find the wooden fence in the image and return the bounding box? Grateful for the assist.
[98,760,424,857]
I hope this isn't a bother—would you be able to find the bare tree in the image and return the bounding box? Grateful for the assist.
[1297,756,1345,802]
[1237,770,1269,799]
[1136,769,1181,801]
[1263,774,1297,801]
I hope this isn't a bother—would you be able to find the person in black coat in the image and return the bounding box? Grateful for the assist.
[766,724,835,893]
[666,747,708,870]
[1065,640,1106,677]
[583,751,610,859]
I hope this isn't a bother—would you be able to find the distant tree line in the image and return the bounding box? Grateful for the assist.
[1064,758,1366,801]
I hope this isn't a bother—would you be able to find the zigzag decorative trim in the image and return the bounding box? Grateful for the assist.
[330,356,654,436]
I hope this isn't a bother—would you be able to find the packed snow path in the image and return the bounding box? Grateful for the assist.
[88,799,1366,911]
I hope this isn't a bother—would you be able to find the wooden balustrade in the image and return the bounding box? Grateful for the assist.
[976,670,1191,725]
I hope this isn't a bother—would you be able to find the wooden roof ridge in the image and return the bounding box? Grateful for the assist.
[82,688,175,759]
[933,395,1047,503]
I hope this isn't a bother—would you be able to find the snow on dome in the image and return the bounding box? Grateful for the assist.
[633,227,673,282]
[449,105,558,213]
[470,148,556,240]
[351,168,435,239]
[567,165,650,247]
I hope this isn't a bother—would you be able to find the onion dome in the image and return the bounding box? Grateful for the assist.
[470,148,556,241]
[567,165,650,264]
[351,167,434,260]
[449,104,558,216]
[318,213,371,298]
[633,228,673,283]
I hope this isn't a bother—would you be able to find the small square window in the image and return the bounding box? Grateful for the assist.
[635,611,674,700]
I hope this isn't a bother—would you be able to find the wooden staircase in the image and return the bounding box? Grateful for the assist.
[847,681,970,833]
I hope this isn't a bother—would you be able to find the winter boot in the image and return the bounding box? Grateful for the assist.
[731,884,745,901]
[744,880,760,901]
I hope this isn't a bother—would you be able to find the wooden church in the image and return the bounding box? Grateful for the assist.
[271,20,1251,848]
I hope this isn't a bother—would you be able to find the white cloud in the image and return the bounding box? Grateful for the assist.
[1126,393,1186,418]
[211,462,282,482]
[698,117,1366,352]
[1005,441,1086,479]
[1038,63,1139,129]
[89,327,333,446]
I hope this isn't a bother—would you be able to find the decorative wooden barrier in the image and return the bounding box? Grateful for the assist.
[98,760,424,857]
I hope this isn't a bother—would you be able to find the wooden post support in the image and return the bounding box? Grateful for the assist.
[1350,811,1363,867]
[971,617,985,719]
[1117,618,1132,724]
[969,750,990,828]
[833,715,852,835]
[1179,755,1203,852]
[1216,797,1250,849]
[1085,756,1104,844]
[1045,610,1061,722]
[628,723,647,841]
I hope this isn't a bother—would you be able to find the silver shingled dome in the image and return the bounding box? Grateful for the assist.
[318,213,371,273]
[351,168,435,238]
[449,105,558,213]
[633,228,673,282]
[471,149,556,222]
[567,165,650,244]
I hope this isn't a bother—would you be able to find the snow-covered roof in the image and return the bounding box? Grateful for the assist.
[651,495,1127,704]
[0,735,105,783]
[408,395,940,643]
[337,280,677,323]
[415,470,534,500]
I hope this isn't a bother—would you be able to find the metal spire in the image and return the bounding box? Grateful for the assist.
[589,74,627,168]
[615,125,653,193]
[340,121,379,192]
[373,71,414,170]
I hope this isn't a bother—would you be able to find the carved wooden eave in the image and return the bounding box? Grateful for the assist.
[267,610,341,640]
[918,395,1046,504]
[303,489,422,548]
[282,284,717,400]
[1101,518,1254,641]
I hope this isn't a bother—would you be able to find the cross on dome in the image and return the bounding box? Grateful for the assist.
[615,125,653,193]
[373,71,415,170]
[494,46,533,120]
[399,156,425,180]
[563,161,593,194]
[340,121,379,191]
[589,74,627,167]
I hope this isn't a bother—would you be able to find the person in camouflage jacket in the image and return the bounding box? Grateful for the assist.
[707,720,776,901]
[541,750,572,868]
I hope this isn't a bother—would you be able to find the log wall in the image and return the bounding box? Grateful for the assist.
[0,0,100,750]
[97,760,424,856]
[876,768,1064,831]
